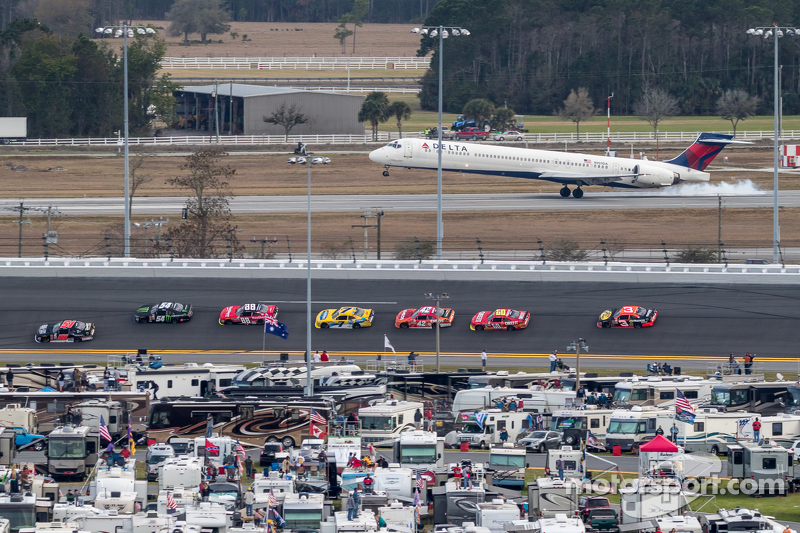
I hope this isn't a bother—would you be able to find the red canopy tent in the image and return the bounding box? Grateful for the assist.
[639,434,678,453]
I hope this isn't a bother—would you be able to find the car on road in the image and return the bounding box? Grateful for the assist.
[596,305,657,328]
[586,508,619,531]
[470,308,530,331]
[455,127,491,140]
[315,307,374,329]
[492,131,525,141]
[219,303,278,325]
[517,430,563,453]
[260,442,290,466]
[134,302,193,323]
[35,320,95,343]
[395,306,455,329]
[579,496,612,522]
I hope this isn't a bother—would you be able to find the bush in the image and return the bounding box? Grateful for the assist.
[394,239,435,260]
[545,238,589,262]
[321,241,345,259]
[675,246,718,263]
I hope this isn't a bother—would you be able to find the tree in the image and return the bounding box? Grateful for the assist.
[675,246,718,263]
[462,98,494,129]
[168,0,231,44]
[387,100,411,138]
[128,151,154,217]
[333,22,352,54]
[545,238,589,261]
[263,103,308,141]
[492,107,516,131]
[395,239,435,260]
[634,88,679,159]
[123,34,180,135]
[559,88,594,136]
[358,91,389,141]
[340,0,368,54]
[164,148,241,258]
[716,89,757,136]
[33,0,91,36]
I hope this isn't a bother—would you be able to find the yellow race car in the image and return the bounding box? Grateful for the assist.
[315,307,375,329]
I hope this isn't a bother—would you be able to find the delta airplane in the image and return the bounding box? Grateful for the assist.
[368,132,741,198]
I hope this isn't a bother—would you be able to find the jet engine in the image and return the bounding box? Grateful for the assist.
[632,165,679,188]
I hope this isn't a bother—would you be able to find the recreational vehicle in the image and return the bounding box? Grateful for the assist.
[451,387,575,418]
[727,440,794,495]
[359,400,424,444]
[612,376,713,408]
[655,408,758,455]
[527,478,580,518]
[549,408,615,445]
[457,409,532,449]
[709,382,793,415]
[392,430,444,470]
[605,406,662,452]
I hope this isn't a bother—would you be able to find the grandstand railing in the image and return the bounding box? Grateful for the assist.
[160,56,431,70]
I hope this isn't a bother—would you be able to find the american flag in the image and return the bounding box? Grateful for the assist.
[416,472,424,491]
[236,440,246,458]
[167,492,178,510]
[310,408,327,425]
[675,389,696,423]
[99,415,111,443]
[268,490,277,507]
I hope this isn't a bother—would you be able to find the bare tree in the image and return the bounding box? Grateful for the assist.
[129,151,154,217]
[263,103,308,141]
[634,87,679,159]
[716,89,757,136]
[559,88,594,136]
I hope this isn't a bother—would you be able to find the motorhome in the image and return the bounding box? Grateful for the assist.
[655,408,757,455]
[431,480,487,526]
[527,478,580,518]
[737,413,800,448]
[377,501,416,531]
[72,400,127,441]
[488,444,526,489]
[727,440,793,495]
[231,363,372,388]
[699,507,794,533]
[157,456,203,491]
[612,376,714,408]
[620,477,690,524]
[546,447,583,481]
[89,461,147,513]
[126,362,245,398]
[45,425,99,480]
[0,428,17,465]
[145,443,175,481]
[605,406,662,452]
[392,430,444,470]
[709,381,793,415]
[458,410,533,449]
[341,467,418,498]
[549,408,615,445]
[451,387,575,418]
[476,499,524,533]
[0,405,38,433]
[320,509,378,533]
[359,400,424,444]
[467,371,563,389]
[558,375,623,395]
[191,436,237,470]
[251,471,295,507]
[0,493,38,533]
[283,493,326,531]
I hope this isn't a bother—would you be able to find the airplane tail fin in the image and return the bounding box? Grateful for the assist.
[665,132,746,171]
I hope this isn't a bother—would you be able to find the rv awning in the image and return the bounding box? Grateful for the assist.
[640,435,679,453]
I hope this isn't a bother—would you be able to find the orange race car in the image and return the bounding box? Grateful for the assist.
[395,306,455,329]
[597,306,657,328]
[470,309,530,331]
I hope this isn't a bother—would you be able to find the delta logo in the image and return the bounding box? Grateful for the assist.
[422,142,430,149]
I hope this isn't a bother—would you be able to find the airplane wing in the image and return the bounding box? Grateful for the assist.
[537,172,637,186]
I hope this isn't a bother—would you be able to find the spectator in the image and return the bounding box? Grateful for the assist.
[346,492,357,521]
[425,409,434,431]
[57,370,65,392]
[549,351,558,372]
[66,489,74,503]
[744,353,753,375]
[253,508,264,526]
[577,386,585,404]
[500,427,509,443]
[318,449,328,471]
[244,487,255,516]
[453,464,462,485]
[282,457,291,475]
[352,488,361,516]
[363,474,374,494]
[5,370,13,390]
[556,458,564,480]
[244,455,254,478]
[313,351,321,363]
[121,446,131,459]
[753,418,762,443]
[669,425,679,443]
[655,425,664,436]
[73,369,82,392]
[200,481,210,502]
[321,350,329,362]
[414,409,423,429]
[73,409,83,426]
[150,380,160,400]
[481,349,488,371]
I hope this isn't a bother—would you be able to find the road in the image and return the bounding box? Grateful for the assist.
[2,277,800,372]
[3,190,798,216]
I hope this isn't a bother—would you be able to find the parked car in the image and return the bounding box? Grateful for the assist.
[586,508,619,531]
[790,439,800,463]
[456,127,491,141]
[579,496,612,522]
[517,430,562,453]
[492,131,525,141]
[6,426,45,451]
[260,442,289,467]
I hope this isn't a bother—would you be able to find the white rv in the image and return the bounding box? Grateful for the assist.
[157,456,204,492]
[612,376,714,408]
[359,400,424,444]
[283,493,325,531]
[527,478,581,519]
[739,413,800,448]
[393,430,444,470]
[252,471,295,508]
[546,447,583,481]
[72,400,127,440]
[476,499,524,533]
[451,387,575,418]
[457,410,533,449]
[605,406,662,452]
[535,515,586,533]
[656,408,757,455]
[549,408,616,445]
[127,362,245,398]
[0,405,38,433]
[620,477,690,524]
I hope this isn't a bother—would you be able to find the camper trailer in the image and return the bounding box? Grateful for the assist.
[619,477,690,524]
[457,410,532,449]
[283,493,326,531]
[605,406,662,452]
[726,440,793,495]
[451,387,575,418]
[738,413,800,448]
[546,447,583,481]
[0,405,38,433]
[72,400,127,440]
[432,480,487,526]
[476,499,524,533]
[527,478,580,519]
[655,408,757,455]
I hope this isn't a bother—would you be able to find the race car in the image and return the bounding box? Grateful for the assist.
[470,309,530,331]
[395,306,455,329]
[219,303,278,325]
[315,307,374,329]
[35,320,95,343]
[597,305,657,328]
[134,302,193,323]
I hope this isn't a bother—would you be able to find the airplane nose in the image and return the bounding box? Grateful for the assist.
[369,149,380,163]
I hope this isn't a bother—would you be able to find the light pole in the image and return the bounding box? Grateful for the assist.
[288,148,330,397]
[424,292,450,373]
[566,338,588,400]
[411,25,469,260]
[95,24,156,258]
[746,24,798,263]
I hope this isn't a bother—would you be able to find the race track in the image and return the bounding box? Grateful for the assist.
[2,278,800,370]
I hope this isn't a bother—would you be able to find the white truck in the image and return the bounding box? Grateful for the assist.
[458,409,532,449]
[0,118,26,144]
[393,430,444,470]
[451,387,575,418]
[359,400,424,444]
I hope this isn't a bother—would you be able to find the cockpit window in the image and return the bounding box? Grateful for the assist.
[385,141,401,149]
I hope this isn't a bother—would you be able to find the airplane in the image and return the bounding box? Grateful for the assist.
[368,132,743,198]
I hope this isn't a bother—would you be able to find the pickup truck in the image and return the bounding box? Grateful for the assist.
[6,426,46,450]
[455,127,490,140]
[426,127,455,140]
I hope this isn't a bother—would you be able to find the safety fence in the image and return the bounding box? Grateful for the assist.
[160,56,431,70]
[8,129,800,148]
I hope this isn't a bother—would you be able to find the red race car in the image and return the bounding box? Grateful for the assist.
[470,309,530,331]
[219,303,278,325]
[597,306,657,328]
[395,306,455,329]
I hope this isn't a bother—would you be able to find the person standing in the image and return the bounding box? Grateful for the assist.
[201,481,210,502]
[481,349,488,371]
[425,408,434,432]
[556,458,564,481]
[66,489,75,503]
[744,353,753,375]
[150,380,160,400]
[414,409,423,430]
[318,449,328,473]
[313,351,321,363]
[346,492,357,521]
[10,467,18,493]
[669,424,679,443]
[57,370,65,392]
[655,425,664,437]
[321,350,329,362]
[549,351,558,373]
[244,455,254,479]
[352,488,361,517]
[753,418,762,443]
[244,487,255,516]
[72,368,82,392]
[282,456,291,475]
[577,386,585,405]
[500,427,509,443]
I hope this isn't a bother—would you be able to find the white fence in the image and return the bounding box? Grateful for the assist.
[161,56,431,70]
[10,129,800,147]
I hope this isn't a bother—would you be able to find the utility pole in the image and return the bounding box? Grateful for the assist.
[34,205,62,258]
[566,338,589,401]
[351,210,385,259]
[606,93,613,153]
[718,195,723,263]
[213,80,220,144]
[10,201,32,258]
[425,292,450,373]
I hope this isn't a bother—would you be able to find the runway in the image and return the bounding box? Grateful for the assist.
[3,190,793,216]
[2,277,800,372]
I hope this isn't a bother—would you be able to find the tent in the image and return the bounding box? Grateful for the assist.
[639,435,679,453]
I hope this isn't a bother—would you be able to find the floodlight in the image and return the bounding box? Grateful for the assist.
[95,27,105,33]
[411,28,420,33]
[430,30,438,37]
[137,28,145,34]
[441,30,449,38]
[461,29,470,36]
[452,29,460,36]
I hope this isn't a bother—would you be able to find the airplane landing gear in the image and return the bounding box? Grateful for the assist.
[559,186,584,198]
[559,186,571,198]
[573,187,584,199]
[383,165,390,177]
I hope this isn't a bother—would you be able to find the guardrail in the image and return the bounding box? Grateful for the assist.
[161,56,431,70]
[9,129,800,148]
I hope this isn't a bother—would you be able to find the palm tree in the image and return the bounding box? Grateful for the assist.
[358,92,390,141]
[387,101,412,138]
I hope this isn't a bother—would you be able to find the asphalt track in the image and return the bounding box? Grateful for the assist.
[3,191,798,216]
[2,277,800,372]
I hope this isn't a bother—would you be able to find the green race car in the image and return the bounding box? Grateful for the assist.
[134,302,193,323]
